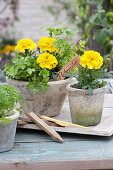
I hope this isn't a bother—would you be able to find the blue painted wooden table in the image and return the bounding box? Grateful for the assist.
[0,128,113,170]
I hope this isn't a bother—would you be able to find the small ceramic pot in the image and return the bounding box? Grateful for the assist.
[6,77,75,117]
[0,110,19,152]
[67,83,106,126]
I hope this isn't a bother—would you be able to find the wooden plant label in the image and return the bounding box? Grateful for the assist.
[56,54,80,80]
[27,112,63,143]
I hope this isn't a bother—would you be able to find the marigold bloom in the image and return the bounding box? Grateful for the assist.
[80,51,103,69]
[0,45,16,54]
[38,37,58,53]
[37,52,58,70]
[15,39,37,52]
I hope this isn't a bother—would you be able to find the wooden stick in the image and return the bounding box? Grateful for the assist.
[41,115,88,129]
[19,115,61,127]
[19,115,33,123]
[27,112,63,143]
[18,120,30,125]
[56,54,80,80]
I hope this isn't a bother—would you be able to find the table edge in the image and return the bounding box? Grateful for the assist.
[1,159,113,170]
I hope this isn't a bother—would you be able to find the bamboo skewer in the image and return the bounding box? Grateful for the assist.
[41,115,88,129]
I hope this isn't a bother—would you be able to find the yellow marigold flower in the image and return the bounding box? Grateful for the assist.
[38,37,58,53]
[37,52,58,70]
[15,39,37,52]
[80,51,103,69]
[0,49,4,54]
[0,45,16,54]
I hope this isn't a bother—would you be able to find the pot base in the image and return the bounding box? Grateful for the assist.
[0,143,14,153]
[71,111,102,127]
[0,110,19,153]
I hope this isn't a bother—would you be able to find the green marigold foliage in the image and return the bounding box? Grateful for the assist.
[77,66,107,94]
[4,53,50,94]
[71,61,113,94]
[4,24,86,94]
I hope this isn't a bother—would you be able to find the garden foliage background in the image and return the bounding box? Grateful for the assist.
[0,0,113,81]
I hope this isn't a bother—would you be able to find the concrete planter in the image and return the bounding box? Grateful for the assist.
[6,78,75,117]
[0,110,19,152]
[67,83,106,126]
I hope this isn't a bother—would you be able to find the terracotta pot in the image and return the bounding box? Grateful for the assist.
[7,78,75,117]
[67,83,106,126]
[0,110,19,152]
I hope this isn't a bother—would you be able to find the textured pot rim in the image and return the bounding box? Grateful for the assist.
[67,83,106,94]
[0,110,19,123]
[6,77,76,85]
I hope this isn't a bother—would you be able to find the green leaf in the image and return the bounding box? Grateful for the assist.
[57,21,62,25]
[31,88,38,94]
[88,1,98,5]
[107,28,113,37]
[40,84,49,93]
[0,84,23,122]
[0,117,12,126]
[89,14,97,23]
[51,73,57,80]
[15,16,20,21]
[96,30,108,45]
[86,24,94,36]
[97,0,104,6]
[102,18,108,27]
[79,40,86,47]
[106,12,113,18]
[27,68,35,75]
[103,54,110,60]
[88,87,93,95]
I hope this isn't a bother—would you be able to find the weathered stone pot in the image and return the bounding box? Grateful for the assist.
[0,110,19,152]
[67,83,106,126]
[6,78,75,117]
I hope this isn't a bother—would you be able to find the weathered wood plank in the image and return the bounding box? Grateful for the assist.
[0,133,113,163]
[0,93,113,169]
[15,128,112,143]
[27,112,63,143]
[1,160,113,170]
[104,94,113,108]
[18,94,113,136]
[15,129,53,142]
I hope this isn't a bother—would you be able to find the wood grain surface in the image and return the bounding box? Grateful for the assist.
[27,112,63,143]
[18,94,113,136]
[56,55,80,80]
[0,128,113,169]
[1,160,113,170]
[0,94,113,169]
